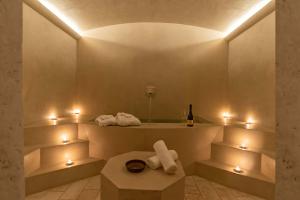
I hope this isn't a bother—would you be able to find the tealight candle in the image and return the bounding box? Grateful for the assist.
[66,159,74,166]
[62,135,69,144]
[240,142,247,150]
[234,165,243,173]
[73,109,80,116]
[49,114,57,121]
[222,112,231,125]
[245,117,255,129]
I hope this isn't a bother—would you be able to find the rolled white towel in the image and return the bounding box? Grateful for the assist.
[95,115,117,127]
[146,150,178,170]
[115,112,141,126]
[153,140,177,174]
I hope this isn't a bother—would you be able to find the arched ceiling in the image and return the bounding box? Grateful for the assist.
[47,0,261,32]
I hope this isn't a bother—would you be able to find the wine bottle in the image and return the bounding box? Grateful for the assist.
[187,104,194,127]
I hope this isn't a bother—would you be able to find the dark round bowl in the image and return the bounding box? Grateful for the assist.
[125,159,146,173]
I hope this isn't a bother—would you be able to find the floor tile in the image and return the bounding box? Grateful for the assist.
[210,182,247,200]
[85,175,101,190]
[236,197,265,200]
[77,189,99,200]
[59,179,89,200]
[185,176,196,186]
[26,191,48,200]
[49,184,70,192]
[26,176,266,200]
[193,177,221,200]
[26,192,62,200]
[185,193,204,200]
[185,185,200,195]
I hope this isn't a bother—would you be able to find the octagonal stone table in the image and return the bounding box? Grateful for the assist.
[101,151,185,200]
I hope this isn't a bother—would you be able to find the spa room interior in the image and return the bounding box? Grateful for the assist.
[22,0,276,200]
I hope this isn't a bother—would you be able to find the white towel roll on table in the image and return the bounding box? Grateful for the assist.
[153,140,178,174]
[146,150,178,169]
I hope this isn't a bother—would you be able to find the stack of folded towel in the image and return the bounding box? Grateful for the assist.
[95,115,117,126]
[95,112,141,127]
[146,140,178,174]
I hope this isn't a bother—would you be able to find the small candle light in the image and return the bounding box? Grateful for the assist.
[222,112,231,125]
[62,134,69,144]
[49,114,57,121]
[240,142,247,150]
[66,159,74,166]
[245,117,255,129]
[234,165,243,173]
[72,109,80,116]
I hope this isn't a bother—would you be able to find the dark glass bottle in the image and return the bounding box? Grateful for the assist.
[187,104,194,127]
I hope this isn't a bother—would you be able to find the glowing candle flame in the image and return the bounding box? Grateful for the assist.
[223,112,231,119]
[62,134,69,144]
[73,109,80,115]
[66,159,74,166]
[245,117,255,129]
[240,142,247,150]
[222,112,231,125]
[49,114,57,120]
[234,165,243,173]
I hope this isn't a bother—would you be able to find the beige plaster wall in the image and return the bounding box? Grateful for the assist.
[77,23,228,122]
[23,4,77,125]
[0,0,24,199]
[228,12,275,131]
[276,0,300,198]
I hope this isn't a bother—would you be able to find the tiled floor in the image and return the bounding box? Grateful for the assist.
[26,175,265,200]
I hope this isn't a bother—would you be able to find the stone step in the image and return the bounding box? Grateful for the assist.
[211,142,262,171]
[261,153,276,182]
[24,139,89,168]
[196,160,274,200]
[24,123,78,146]
[223,126,275,151]
[25,157,105,195]
[24,148,40,177]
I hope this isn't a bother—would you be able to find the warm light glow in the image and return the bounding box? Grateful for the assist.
[66,159,74,166]
[72,109,81,115]
[246,117,255,124]
[222,112,232,125]
[38,0,82,35]
[64,153,73,166]
[224,0,272,36]
[49,114,57,121]
[234,165,243,173]
[245,117,255,129]
[222,112,231,119]
[240,138,249,150]
[240,142,248,150]
[61,134,69,144]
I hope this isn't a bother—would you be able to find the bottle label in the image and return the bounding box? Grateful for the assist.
[187,120,194,126]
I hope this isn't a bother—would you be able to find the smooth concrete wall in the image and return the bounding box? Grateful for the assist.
[23,4,77,125]
[228,12,275,131]
[0,0,24,199]
[78,23,228,122]
[276,0,300,198]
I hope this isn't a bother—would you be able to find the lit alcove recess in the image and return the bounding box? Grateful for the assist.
[22,0,275,200]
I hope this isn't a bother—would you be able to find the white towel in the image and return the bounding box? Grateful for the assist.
[95,115,117,126]
[146,150,178,170]
[115,112,141,126]
[153,140,177,174]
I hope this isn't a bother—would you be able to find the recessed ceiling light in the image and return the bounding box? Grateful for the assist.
[224,0,272,36]
[38,0,82,36]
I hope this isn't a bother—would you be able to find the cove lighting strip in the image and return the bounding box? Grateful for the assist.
[38,0,82,35]
[223,0,272,36]
[38,0,271,38]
